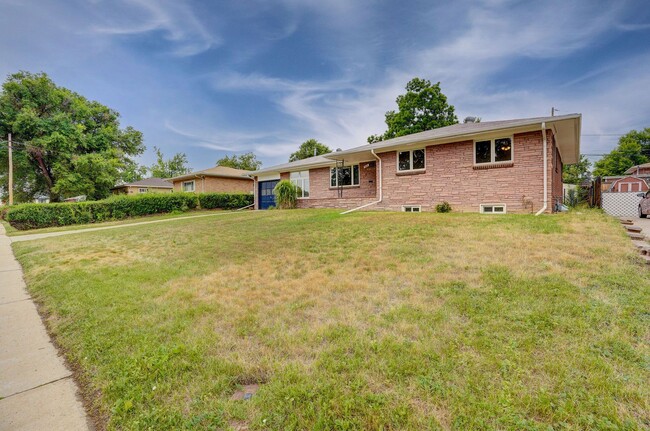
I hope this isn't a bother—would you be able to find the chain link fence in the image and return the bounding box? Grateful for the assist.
[601,191,642,218]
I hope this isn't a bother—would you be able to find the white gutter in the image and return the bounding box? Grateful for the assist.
[340,149,382,215]
[535,122,548,216]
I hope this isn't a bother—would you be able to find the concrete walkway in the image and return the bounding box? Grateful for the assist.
[10,210,251,243]
[0,223,91,430]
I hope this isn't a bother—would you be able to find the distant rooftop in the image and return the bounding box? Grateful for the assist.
[625,163,650,175]
[168,165,254,181]
[112,177,173,189]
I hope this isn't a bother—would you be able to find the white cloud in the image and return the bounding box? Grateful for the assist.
[199,0,646,164]
[89,0,218,56]
[164,120,302,161]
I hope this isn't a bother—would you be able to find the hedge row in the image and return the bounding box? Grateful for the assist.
[4,192,253,230]
[198,192,253,210]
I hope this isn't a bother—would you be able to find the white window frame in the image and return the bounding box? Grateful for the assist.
[397,148,426,172]
[330,165,360,188]
[138,188,149,193]
[402,205,421,213]
[473,137,514,165]
[290,171,310,198]
[480,204,507,214]
[182,180,195,192]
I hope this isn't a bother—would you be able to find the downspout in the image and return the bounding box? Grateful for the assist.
[535,122,548,216]
[340,149,382,214]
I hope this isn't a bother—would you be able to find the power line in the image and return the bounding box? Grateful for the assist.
[582,134,625,137]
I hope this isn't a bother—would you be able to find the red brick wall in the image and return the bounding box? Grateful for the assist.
[261,130,557,213]
[303,163,377,200]
[297,197,378,209]
[372,130,552,213]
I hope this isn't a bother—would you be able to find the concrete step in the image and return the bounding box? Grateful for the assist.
[620,219,634,225]
[625,225,643,233]
[627,232,645,240]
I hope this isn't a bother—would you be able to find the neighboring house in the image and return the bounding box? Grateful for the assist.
[33,195,50,204]
[168,166,254,194]
[111,178,173,195]
[64,195,86,202]
[606,176,649,193]
[601,163,650,192]
[624,163,650,176]
[251,114,581,213]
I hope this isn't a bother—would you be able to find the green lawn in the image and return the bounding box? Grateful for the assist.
[12,210,649,430]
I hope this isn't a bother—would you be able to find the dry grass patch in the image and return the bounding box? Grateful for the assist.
[12,209,650,430]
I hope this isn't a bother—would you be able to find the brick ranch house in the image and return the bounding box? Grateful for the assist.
[111,177,173,195]
[251,114,581,213]
[168,166,254,194]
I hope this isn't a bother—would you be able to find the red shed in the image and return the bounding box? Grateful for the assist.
[608,176,649,193]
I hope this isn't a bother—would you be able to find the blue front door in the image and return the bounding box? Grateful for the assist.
[258,180,279,209]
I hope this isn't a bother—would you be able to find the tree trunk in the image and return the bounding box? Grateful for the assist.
[29,148,57,201]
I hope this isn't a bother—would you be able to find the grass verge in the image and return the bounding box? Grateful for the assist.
[3,209,223,237]
[12,209,650,430]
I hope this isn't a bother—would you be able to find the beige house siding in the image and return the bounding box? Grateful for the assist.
[112,186,172,195]
[172,176,253,194]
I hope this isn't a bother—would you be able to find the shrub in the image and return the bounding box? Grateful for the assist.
[273,180,298,209]
[198,193,253,210]
[436,201,452,213]
[5,193,199,230]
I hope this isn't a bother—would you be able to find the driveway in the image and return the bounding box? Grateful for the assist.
[631,217,650,240]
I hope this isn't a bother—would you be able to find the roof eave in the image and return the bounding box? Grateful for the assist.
[252,160,336,176]
[168,173,253,181]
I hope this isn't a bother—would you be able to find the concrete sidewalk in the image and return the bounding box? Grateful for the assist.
[0,223,91,430]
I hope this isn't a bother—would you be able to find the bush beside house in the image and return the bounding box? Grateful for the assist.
[4,192,252,230]
[198,193,253,210]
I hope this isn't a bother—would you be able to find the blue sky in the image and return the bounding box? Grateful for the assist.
[1,0,650,170]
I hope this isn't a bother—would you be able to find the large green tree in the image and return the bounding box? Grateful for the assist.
[368,78,458,143]
[563,154,591,185]
[593,128,650,177]
[0,71,144,202]
[216,152,262,171]
[120,159,149,183]
[289,139,331,162]
[149,146,191,178]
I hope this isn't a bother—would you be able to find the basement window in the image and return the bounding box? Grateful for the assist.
[480,204,506,214]
[138,188,149,193]
[402,205,421,213]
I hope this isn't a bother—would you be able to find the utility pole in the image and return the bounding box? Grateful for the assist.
[8,133,13,205]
